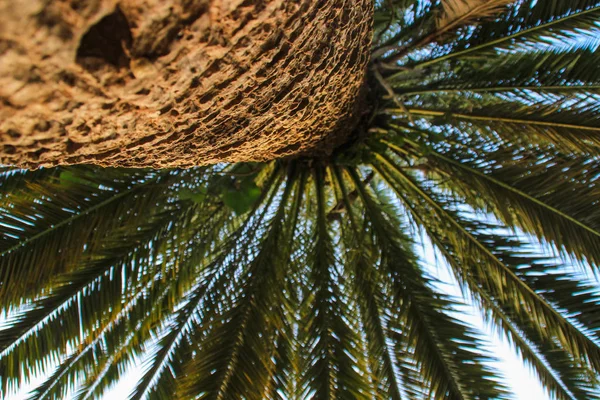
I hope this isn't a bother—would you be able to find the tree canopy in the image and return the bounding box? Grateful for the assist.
[2,0,600,399]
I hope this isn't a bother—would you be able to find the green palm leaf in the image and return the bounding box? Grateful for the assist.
[411,141,600,267]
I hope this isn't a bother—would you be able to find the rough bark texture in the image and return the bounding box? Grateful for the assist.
[0,0,373,168]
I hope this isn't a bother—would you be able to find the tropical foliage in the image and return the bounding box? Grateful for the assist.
[2,0,600,399]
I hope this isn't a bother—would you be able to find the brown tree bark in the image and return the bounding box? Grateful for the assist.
[0,0,372,168]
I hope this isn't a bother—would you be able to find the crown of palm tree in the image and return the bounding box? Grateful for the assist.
[2,1,600,399]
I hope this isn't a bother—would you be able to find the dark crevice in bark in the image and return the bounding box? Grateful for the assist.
[76,7,132,72]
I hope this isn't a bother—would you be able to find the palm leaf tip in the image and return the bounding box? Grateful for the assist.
[437,0,516,29]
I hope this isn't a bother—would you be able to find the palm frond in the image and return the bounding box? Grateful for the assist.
[406,1,600,70]
[350,168,508,399]
[388,98,600,153]
[395,47,600,95]
[0,168,171,306]
[436,0,515,35]
[375,160,600,378]
[0,167,58,201]
[412,142,600,268]
[0,196,187,393]
[297,166,373,399]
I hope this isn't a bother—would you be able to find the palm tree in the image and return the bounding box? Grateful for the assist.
[2,0,600,398]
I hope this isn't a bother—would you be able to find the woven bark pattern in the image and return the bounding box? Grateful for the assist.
[0,0,372,168]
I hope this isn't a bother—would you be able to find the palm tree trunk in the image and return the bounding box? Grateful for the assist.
[0,0,372,168]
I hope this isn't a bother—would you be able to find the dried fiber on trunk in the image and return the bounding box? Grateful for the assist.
[0,0,372,168]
